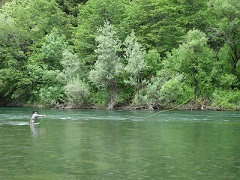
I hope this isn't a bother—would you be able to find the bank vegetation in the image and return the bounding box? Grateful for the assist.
[0,0,240,110]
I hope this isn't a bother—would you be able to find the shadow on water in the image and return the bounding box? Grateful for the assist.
[0,107,240,179]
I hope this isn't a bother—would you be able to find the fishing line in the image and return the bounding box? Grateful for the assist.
[143,94,197,120]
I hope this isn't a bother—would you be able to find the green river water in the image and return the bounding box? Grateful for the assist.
[0,107,240,179]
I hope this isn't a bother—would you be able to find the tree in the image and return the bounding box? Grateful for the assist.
[180,0,209,31]
[123,0,187,55]
[26,28,69,105]
[0,0,71,105]
[58,49,90,106]
[59,49,83,81]
[41,28,68,70]
[89,21,122,109]
[123,30,146,103]
[27,59,63,105]
[159,74,194,106]
[144,49,162,78]
[164,29,217,108]
[207,0,240,81]
[74,0,128,69]
[55,0,88,29]
[0,2,30,104]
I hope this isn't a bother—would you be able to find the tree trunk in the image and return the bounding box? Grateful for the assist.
[107,94,117,110]
[107,80,118,110]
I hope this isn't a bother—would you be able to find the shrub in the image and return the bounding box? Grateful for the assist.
[212,89,240,110]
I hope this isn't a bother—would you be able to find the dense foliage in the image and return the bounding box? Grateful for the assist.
[0,0,240,110]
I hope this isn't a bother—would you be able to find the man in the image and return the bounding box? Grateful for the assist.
[30,110,45,124]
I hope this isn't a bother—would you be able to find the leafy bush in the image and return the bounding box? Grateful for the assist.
[38,85,64,106]
[212,89,240,110]
[160,75,194,105]
[89,89,108,108]
[64,78,90,105]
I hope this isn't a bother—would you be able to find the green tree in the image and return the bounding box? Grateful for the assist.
[137,68,194,109]
[41,28,68,70]
[26,28,69,105]
[55,0,87,29]
[180,0,209,31]
[164,29,217,107]
[123,0,187,55]
[123,30,146,103]
[59,49,83,81]
[207,0,240,81]
[58,49,90,105]
[0,0,70,105]
[144,49,162,78]
[38,85,64,106]
[74,0,128,69]
[0,2,30,104]
[89,21,122,109]
[27,57,63,105]
[215,44,238,89]
[159,74,194,106]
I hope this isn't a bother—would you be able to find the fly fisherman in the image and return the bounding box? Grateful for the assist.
[30,110,45,124]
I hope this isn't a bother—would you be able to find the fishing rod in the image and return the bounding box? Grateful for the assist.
[143,93,198,120]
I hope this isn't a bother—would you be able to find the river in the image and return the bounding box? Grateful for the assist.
[0,107,240,179]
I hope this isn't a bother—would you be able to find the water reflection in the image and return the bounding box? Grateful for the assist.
[30,123,46,139]
[30,123,38,137]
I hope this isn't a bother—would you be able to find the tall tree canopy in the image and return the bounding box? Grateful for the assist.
[74,0,128,68]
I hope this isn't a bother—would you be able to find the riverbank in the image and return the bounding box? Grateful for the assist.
[3,102,239,111]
